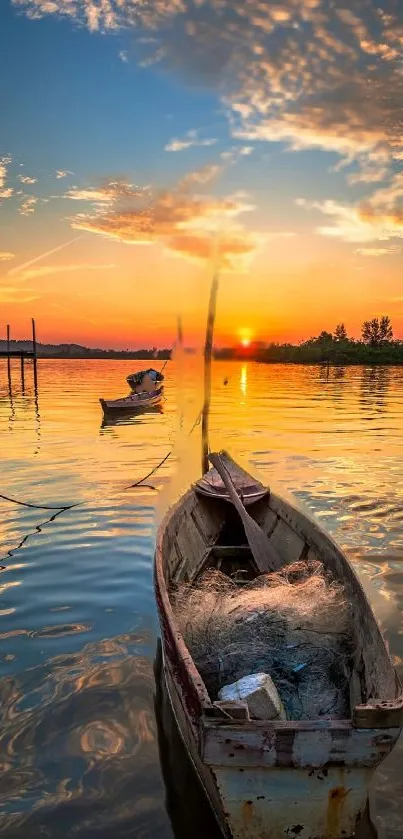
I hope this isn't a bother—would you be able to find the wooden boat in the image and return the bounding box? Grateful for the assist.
[126,367,164,392]
[154,451,403,839]
[100,384,164,412]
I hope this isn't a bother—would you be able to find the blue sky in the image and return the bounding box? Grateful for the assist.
[2,1,403,347]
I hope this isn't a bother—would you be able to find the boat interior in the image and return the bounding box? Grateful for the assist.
[161,457,401,719]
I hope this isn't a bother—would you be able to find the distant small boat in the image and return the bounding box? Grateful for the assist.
[154,451,403,839]
[127,368,164,391]
[100,384,164,412]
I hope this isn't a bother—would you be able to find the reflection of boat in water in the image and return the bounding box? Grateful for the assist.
[154,451,402,839]
[100,385,164,413]
[127,367,164,392]
[100,403,163,428]
[154,639,222,839]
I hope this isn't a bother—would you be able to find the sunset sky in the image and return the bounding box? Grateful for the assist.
[2,0,403,348]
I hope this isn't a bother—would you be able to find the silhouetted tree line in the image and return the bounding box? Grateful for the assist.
[3,315,400,364]
[215,316,403,364]
[0,340,171,360]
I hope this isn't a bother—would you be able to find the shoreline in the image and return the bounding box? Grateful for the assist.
[2,355,403,367]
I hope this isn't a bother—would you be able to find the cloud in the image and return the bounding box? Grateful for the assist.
[0,252,15,262]
[165,129,217,152]
[16,262,116,282]
[166,228,263,270]
[0,155,13,200]
[356,247,402,257]
[64,180,147,204]
[69,165,261,270]
[18,174,37,185]
[19,195,38,215]
[8,235,84,277]
[119,50,128,63]
[0,286,41,304]
[12,2,403,176]
[55,169,73,178]
[297,197,403,243]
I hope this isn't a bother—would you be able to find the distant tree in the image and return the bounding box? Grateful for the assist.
[316,330,334,344]
[362,316,393,346]
[334,323,348,341]
[379,315,393,343]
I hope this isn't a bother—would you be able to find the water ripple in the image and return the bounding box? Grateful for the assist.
[1,359,403,837]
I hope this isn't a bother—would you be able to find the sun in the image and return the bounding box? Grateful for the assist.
[239,328,253,347]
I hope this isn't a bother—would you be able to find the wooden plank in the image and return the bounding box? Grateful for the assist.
[202,723,401,769]
[208,546,252,558]
[268,518,305,565]
[196,450,268,506]
[175,521,207,582]
[353,694,403,729]
[209,452,281,573]
[190,498,223,543]
[210,763,371,839]
[268,492,399,705]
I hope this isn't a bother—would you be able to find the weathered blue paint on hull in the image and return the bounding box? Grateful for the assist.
[210,765,370,839]
[162,650,384,839]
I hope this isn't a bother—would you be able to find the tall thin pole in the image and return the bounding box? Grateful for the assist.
[31,318,37,358]
[201,270,220,475]
[32,318,38,390]
[20,354,25,392]
[6,324,11,387]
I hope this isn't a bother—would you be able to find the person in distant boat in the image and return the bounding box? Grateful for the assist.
[133,369,160,395]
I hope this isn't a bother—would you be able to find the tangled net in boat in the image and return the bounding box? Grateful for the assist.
[171,560,354,720]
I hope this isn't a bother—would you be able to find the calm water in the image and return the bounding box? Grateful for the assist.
[0,359,402,839]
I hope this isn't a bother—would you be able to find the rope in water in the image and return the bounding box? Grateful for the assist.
[0,408,202,511]
[0,493,80,511]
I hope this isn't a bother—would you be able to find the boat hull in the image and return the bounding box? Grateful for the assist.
[154,455,403,839]
[100,386,163,412]
[158,601,397,839]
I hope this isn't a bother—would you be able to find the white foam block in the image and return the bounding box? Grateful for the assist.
[218,673,286,720]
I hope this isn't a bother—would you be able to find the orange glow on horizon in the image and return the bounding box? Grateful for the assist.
[3,239,403,349]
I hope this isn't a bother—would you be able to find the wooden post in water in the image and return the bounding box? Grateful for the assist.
[32,317,38,390]
[201,271,220,476]
[6,324,11,390]
[32,318,37,358]
[20,354,25,391]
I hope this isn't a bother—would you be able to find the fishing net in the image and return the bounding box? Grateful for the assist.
[171,560,354,720]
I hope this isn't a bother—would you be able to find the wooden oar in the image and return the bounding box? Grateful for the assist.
[208,452,282,573]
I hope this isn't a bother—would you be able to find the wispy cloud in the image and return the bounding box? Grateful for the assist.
[18,174,37,185]
[19,195,38,215]
[0,252,15,262]
[356,246,402,257]
[17,262,116,282]
[64,180,147,204]
[297,197,403,243]
[119,50,128,63]
[8,236,85,277]
[0,286,41,304]
[15,1,403,177]
[55,169,73,179]
[165,129,217,152]
[0,155,13,200]
[69,165,263,270]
